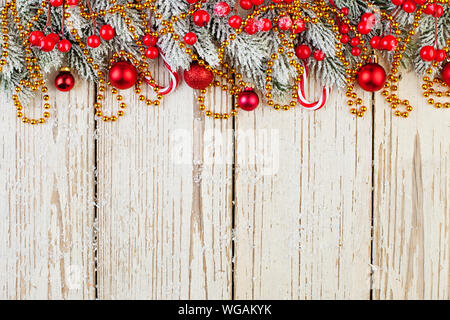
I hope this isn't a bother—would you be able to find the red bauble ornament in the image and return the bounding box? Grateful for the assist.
[50,0,63,6]
[295,44,311,60]
[29,31,44,46]
[192,10,210,27]
[109,61,138,90]
[228,15,242,29]
[142,34,158,46]
[55,68,75,92]
[357,63,387,92]
[419,46,436,62]
[100,25,116,41]
[184,63,214,90]
[57,39,71,53]
[40,36,56,52]
[145,46,159,59]
[184,32,197,45]
[442,63,450,87]
[87,35,101,48]
[238,89,259,111]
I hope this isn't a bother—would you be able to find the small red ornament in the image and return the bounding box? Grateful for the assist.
[192,10,210,27]
[419,46,436,61]
[143,34,158,46]
[295,44,311,60]
[100,25,116,41]
[55,67,75,92]
[228,15,242,29]
[184,32,197,45]
[357,63,387,92]
[442,63,450,87]
[87,35,101,48]
[184,63,214,90]
[29,31,44,46]
[109,61,138,90]
[238,89,259,111]
[145,46,159,59]
[50,0,63,6]
[40,36,55,52]
[57,39,71,53]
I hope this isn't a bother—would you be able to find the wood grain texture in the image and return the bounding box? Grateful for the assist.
[0,77,96,299]
[96,65,233,299]
[234,85,374,299]
[372,71,450,300]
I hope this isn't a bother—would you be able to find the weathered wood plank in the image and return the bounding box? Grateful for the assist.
[0,77,96,299]
[234,85,374,299]
[96,66,233,299]
[372,71,449,300]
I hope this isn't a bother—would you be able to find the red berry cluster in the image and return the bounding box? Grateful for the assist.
[142,34,159,59]
[419,46,447,62]
[391,0,444,15]
[29,0,115,53]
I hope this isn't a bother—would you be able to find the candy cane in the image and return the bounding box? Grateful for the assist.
[144,48,179,95]
[297,63,331,111]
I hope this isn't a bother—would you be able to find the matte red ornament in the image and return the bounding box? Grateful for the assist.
[357,63,387,92]
[109,61,138,90]
[184,63,214,90]
[238,89,259,111]
[442,63,450,87]
[55,68,75,92]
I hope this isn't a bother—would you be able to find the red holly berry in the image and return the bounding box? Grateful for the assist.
[313,50,325,61]
[143,34,158,47]
[228,15,242,29]
[419,46,436,61]
[50,0,63,7]
[145,47,159,59]
[100,25,116,41]
[184,32,197,45]
[57,39,71,53]
[29,31,44,46]
[87,35,101,48]
[295,44,311,60]
[193,10,210,27]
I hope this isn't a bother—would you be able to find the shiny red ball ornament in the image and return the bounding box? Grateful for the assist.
[87,35,101,48]
[55,68,75,92]
[419,46,436,61]
[238,89,259,111]
[357,63,387,92]
[50,0,63,6]
[184,63,214,90]
[29,30,44,46]
[100,25,116,41]
[192,10,210,27]
[109,61,138,90]
[40,36,55,52]
[145,46,159,59]
[184,32,197,45]
[442,63,450,87]
[295,44,311,60]
[57,39,71,53]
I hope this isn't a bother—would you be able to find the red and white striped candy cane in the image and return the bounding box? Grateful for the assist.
[145,48,179,95]
[297,63,331,111]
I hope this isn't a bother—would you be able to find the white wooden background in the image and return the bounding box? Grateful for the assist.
[0,61,448,300]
